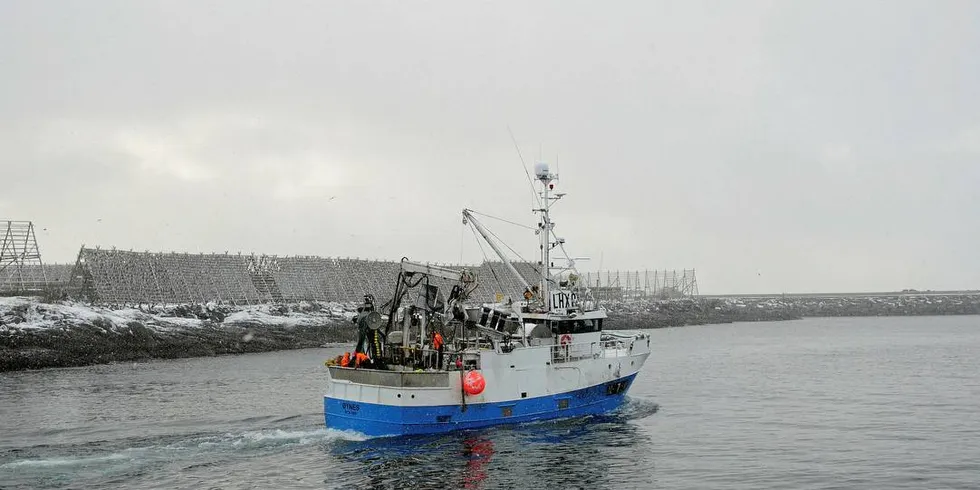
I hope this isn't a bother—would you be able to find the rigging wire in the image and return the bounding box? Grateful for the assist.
[468,223,506,297]
[475,206,583,289]
[549,228,575,270]
[468,208,553,286]
[480,224,541,280]
[465,209,538,287]
[466,209,536,231]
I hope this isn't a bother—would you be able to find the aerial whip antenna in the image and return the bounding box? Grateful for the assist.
[507,125,543,210]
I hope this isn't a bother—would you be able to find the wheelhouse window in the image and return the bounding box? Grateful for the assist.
[551,319,602,334]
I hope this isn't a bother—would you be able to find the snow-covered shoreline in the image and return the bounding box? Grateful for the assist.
[4,293,978,372]
[0,297,358,372]
[0,297,360,332]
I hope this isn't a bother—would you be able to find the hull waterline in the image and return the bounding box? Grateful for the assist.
[325,373,637,437]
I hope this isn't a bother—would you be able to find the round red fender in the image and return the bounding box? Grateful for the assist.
[463,370,486,396]
[559,334,572,346]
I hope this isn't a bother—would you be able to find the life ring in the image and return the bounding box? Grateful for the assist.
[559,334,572,346]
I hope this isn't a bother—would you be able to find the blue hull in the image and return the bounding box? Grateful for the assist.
[325,373,637,437]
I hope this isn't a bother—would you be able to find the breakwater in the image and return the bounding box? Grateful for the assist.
[606,293,980,328]
[0,299,356,372]
[3,293,979,372]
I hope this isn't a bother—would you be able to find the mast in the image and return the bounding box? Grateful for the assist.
[460,161,565,309]
[533,162,559,308]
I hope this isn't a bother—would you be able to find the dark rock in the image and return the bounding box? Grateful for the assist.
[0,304,357,372]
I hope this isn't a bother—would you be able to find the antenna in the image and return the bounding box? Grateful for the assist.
[507,126,543,211]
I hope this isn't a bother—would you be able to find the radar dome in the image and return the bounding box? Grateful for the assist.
[534,162,550,181]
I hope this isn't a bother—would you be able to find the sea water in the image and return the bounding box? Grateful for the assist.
[1,316,978,489]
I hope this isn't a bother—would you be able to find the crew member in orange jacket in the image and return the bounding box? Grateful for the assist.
[354,352,370,369]
[433,332,445,369]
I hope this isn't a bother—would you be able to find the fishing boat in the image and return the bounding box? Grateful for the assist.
[323,162,651,436]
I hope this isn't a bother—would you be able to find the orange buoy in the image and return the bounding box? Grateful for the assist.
[463,370,486,396]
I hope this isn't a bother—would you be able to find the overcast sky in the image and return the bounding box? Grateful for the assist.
[1,1,977,294]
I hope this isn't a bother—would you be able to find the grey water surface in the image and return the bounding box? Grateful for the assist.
[2,316,978,489]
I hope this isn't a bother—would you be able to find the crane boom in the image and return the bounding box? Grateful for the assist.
[461,209,532,292]
[400,258,474,283]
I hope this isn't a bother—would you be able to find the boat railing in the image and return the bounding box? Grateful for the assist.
[388,345,447,371]
[545,338,634,364]
[388,345,481,371]
[456,337,495,351]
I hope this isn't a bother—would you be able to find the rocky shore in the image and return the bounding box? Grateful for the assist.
[605,293,980,329]
[604,297,801,329]
[0,298,356,372]
[3,293,979,372]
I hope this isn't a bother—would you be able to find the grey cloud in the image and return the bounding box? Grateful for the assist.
[1,0,978,293]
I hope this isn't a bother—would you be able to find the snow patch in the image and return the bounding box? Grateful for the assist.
[0,297,357,334]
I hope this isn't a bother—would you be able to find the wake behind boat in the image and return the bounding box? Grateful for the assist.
[323,162,651,436]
